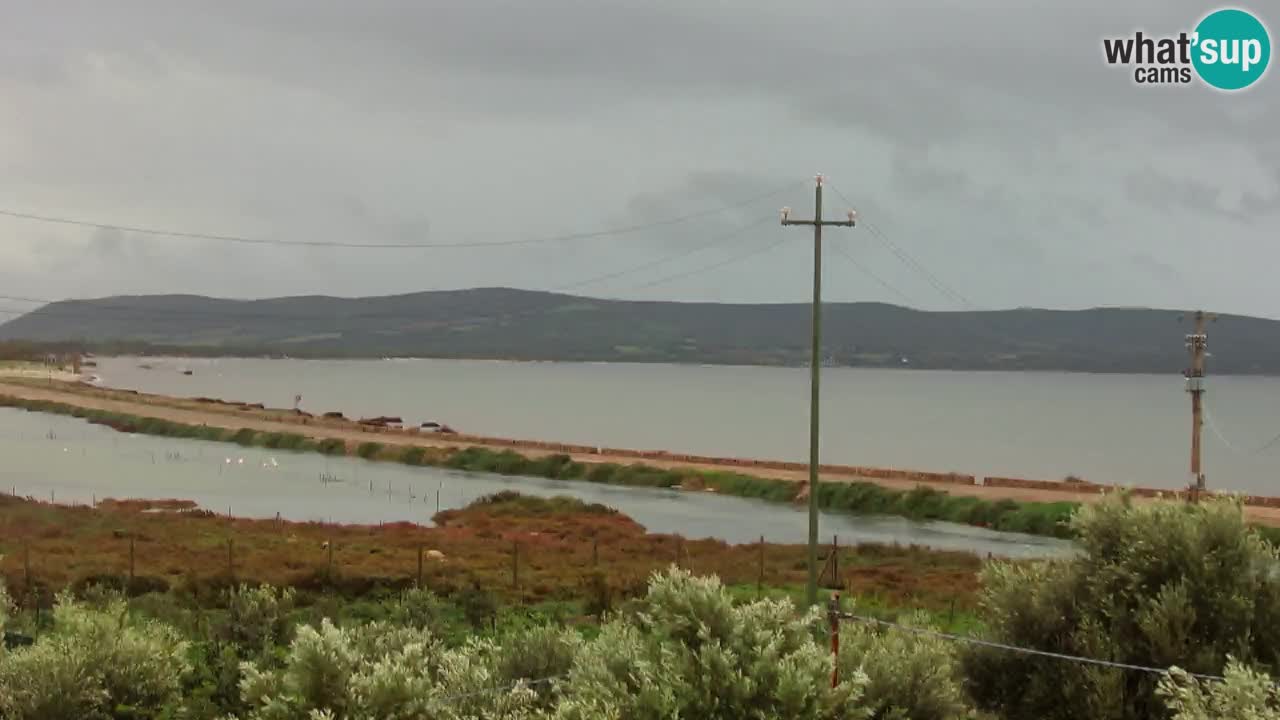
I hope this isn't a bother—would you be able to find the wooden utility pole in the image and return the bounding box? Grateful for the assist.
[1183,310,1216,496]
[781,174,857,607]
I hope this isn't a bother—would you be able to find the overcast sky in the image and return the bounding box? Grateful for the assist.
[1,1,1277,318]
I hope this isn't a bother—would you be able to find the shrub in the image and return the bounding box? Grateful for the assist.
[963,495,1280,720]
[316,438,347,455]
[555,567,868,719]
[237,620,542,720]
[387,587,447,630]
[837,610,970,720]
[495,625,581,707]
[1158,658,1280,719]
[0,592,189,719]
[261,432,308,450]
[231,428,258,446]
[356,442,384,459]
[0,581,10,634]
[400,446,427,465]
[220,584,296,656]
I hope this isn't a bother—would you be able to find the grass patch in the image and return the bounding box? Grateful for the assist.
[356,441,384,459]
[317,438,346,455]
[230,428,259,446]
[400,446,427,465]
[466,491,617,516]
[260,431,310,451]
[816,483,1077,539]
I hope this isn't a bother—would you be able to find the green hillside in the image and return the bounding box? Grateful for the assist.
[1,288,1275,373]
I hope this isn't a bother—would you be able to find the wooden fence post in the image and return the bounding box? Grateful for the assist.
[417,544,424,588]
[512,541,520,590]
[758,535,765,597]
[832,535,839,587]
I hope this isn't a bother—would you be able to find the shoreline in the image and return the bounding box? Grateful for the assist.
[86,352,1280,378]
[8,373,1278,505]
[2,376,1279,534]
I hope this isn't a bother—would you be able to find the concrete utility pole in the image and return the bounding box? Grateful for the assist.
[781,175,856,606]
[1183,310,1216,495]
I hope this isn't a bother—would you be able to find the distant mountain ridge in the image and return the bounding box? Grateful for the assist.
[2,287,1277,374]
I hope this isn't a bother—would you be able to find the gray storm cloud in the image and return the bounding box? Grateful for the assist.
[0,0,1276,317]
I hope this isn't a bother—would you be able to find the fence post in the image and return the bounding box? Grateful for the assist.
[828,592,841,688]
[417,544,424,588]
[592,536,599,567]
[757,535,765,597]
[832,535,839,588]
[512,541,520,590]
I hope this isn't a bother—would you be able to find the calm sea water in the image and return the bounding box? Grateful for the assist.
[0,408,1067,557]
[93,357,1280,495]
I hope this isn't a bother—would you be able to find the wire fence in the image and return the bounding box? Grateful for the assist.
[822,593,1233,689]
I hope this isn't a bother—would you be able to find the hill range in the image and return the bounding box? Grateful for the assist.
[1,288,1276,374]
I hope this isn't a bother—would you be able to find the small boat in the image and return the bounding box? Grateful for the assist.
[181,369,193,376]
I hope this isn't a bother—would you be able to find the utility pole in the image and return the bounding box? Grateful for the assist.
[1183,310,1216,496]
[781,174,856,606]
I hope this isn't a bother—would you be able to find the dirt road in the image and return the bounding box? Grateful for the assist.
[4,378,1278,526]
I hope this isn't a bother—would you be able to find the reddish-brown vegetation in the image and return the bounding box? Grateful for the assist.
[0,492,982,611]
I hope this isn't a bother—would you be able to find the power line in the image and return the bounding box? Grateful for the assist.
[835,612,1226,683]
[828,240,916,307]
[629,234,790,290]
[826,186,979,310]
[1203,402,1280,456]
[0,181,802,251]
[0,218,776,325]
[553,215,775,292]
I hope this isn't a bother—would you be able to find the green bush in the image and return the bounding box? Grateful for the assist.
[837,610,971,720]
[1158,659,1280,719]
[400,446,427,465]
[963,495,1280,720]
[495,625,581,708]
[316,438,346,455]
[555,567,868,719]
[0,592,190,719]
[219,584,297,656]
[230,428,259,446]
[237,620,542,720]
[356,441,384,459]
[260,432,309,451]
[467,492,616,517]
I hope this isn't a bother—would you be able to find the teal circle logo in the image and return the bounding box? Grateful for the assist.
[1192,8,1271,90]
